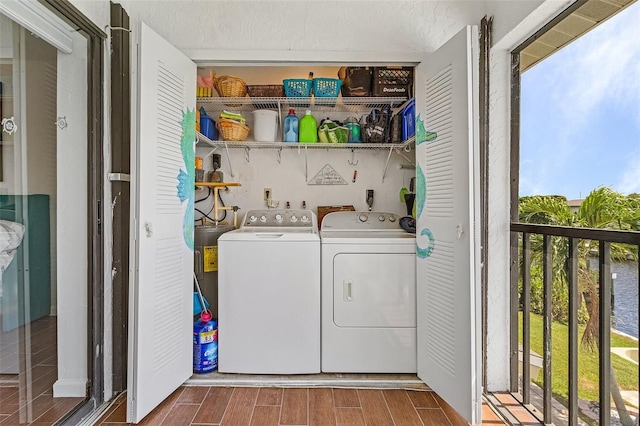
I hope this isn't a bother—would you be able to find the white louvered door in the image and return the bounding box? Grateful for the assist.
[127,22,196,423]
[414,26,481,424]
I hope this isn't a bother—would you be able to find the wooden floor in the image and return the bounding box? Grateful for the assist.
[0,316,84,425]
[97,386,509,425]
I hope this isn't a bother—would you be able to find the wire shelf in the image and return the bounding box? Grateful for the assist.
[196,96,408,113]
[196,133,415,150]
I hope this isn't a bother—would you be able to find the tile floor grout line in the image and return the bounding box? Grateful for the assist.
[247,386,259,426]
[217,386,235,425]
[408,390,428,426]
[331,388,339,426]
[377,388,395,426]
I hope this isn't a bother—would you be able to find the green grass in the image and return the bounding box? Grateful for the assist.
[518,313,638,405]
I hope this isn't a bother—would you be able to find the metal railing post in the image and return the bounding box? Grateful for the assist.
[568,237,579,425]
[542,235,553,424]
[522,233,531,404]
[599,241,612,426]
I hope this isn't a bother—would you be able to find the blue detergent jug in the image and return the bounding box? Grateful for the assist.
[283,109,299,142]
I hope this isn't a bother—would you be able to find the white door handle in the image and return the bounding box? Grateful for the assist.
[343,281,353,302]
[456,224,464,239]
[144,222,153,237]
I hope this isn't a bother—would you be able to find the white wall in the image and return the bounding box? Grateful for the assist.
[197,146,414,220]
[0,14,15,195]
[53,29,89,398]
[24,33,58,315]
[118,1,487,55]
[484,0,575,391]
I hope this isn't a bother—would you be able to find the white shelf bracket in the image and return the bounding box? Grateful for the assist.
[276,147,282,164]
[244,147,251,163]
[223,141,235,178]
[381,146,395,183]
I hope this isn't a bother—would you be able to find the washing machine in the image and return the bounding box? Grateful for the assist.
[218,209,320,374]
[321,211,416,373]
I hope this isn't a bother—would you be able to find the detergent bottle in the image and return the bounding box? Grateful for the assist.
[298,110,318,143]
[283,109,299,142]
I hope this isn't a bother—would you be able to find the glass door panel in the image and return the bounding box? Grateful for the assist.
[0,10,89,424]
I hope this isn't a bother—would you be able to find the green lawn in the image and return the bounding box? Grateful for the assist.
[518,313,638,405]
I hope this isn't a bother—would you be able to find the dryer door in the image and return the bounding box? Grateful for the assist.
[333,253,415,328]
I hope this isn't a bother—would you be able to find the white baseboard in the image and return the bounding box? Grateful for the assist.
[53,378,87,397]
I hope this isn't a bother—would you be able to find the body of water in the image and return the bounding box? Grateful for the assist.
[611,261,639,338]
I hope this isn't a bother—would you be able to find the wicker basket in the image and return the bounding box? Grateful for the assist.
[214,75,248,98]
[247,84,285,97]
[217,118,250,141]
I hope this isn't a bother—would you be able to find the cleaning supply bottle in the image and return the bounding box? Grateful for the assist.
[283,109,299,142]
[298,110,318,143]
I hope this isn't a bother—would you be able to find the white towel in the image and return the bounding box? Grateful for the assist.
[0,219,26,297]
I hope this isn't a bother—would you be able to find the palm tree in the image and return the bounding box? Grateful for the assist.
[519,187,639,425]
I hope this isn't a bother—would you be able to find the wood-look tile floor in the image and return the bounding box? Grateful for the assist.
[0,316,84,425]
[97,386,509,425]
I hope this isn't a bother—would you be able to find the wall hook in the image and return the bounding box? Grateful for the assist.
[55,116,68,130]
[2,117,17,135]
[244,147,250,163]
[348,149,359,166]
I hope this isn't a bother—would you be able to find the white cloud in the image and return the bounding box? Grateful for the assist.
[617,150,640,195]
[530,3,640,129]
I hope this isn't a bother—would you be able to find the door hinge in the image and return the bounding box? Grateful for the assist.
[108,173,131,182]
[97,200,102,234]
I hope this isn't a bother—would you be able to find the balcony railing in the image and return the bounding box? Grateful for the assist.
[510,223,640,425]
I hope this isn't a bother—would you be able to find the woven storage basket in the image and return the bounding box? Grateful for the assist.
[217,118,250,141]
[215,75,248,98]
[247,84,285,97]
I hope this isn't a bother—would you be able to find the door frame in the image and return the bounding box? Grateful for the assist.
[37,0,107,422]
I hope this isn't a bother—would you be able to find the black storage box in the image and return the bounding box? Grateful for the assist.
[372,66,414,97]
[340,67,373,97]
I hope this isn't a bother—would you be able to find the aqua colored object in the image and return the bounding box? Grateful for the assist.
[283,109,299,142]
[177,108,196,250]
[298,110,318,143]
[417,228,435,259]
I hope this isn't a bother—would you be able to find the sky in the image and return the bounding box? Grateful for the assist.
[519,2,640,200]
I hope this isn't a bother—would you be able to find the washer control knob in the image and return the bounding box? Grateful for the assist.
[388,215,397,222]
[301,215,309,223]
[358,213,368,223]
[290,215,298,222]
[275,214,283,223]
[249,215,258,223]
[259,215,267,223]
[378,215,386,222]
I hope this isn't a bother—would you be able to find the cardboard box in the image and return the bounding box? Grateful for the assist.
[317,205,355,228]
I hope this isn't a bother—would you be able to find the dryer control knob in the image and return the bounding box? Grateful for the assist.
[275,214,283,223]
[388,215,397,222]
[249,215,258,223]
[301,215,309,223]
[378,215,386,222]
[260,215,267,223]
[358,213,368,222]
[290,215,298,222]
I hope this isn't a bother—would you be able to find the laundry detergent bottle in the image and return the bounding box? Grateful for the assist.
[283,108,299,142]
[298,110,318,143]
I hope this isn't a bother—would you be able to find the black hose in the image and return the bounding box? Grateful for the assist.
[194,187,227,222]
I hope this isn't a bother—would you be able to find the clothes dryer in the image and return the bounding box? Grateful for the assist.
[321,211,416,373]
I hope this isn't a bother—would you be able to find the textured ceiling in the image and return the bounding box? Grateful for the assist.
[520,0,636,71]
